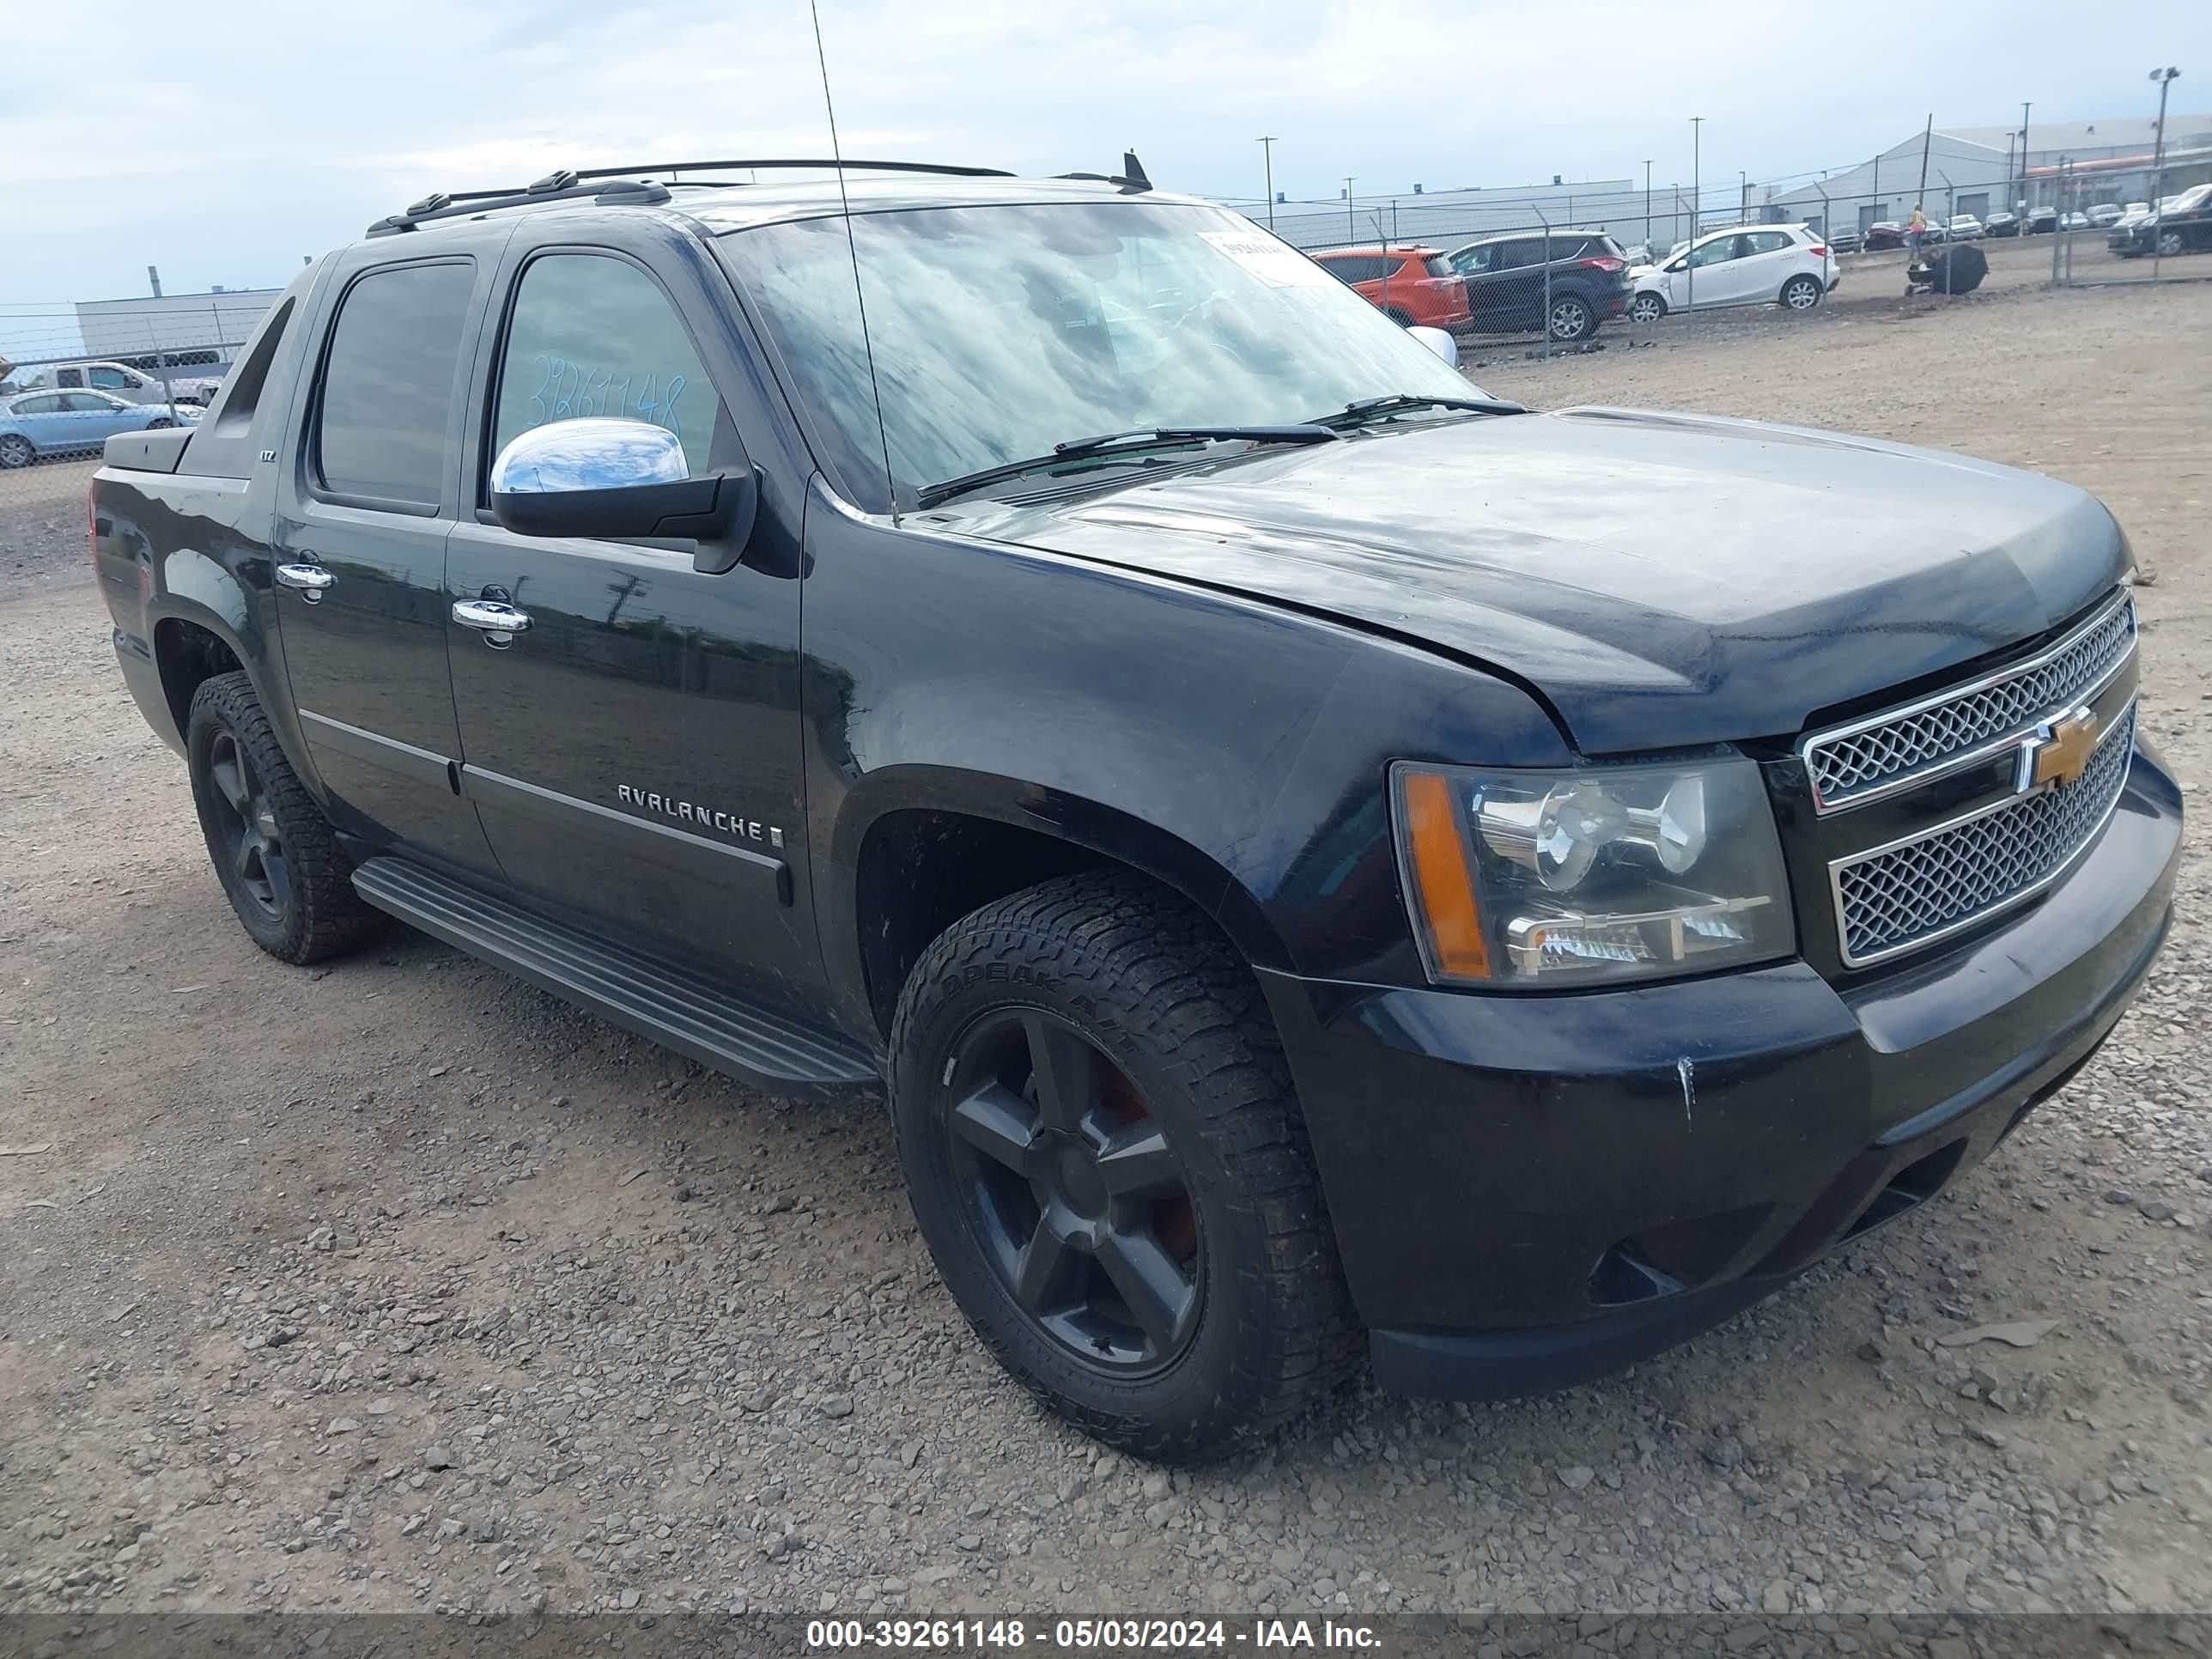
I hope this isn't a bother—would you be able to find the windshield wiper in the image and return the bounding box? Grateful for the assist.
[1315,392,1528,429]
[915,424,1337,509]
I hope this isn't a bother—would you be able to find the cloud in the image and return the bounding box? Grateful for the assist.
[3,0,2205,350]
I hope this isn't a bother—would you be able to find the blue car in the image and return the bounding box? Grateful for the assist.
[0,390,199,468]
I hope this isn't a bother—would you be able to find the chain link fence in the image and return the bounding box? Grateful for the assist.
[2045,156,2212,287]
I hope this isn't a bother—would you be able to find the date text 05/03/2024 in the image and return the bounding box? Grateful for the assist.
[803,1619,1382,1650]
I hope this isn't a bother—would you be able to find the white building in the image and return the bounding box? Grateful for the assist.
[1770,112,2212,236]
[74,286,283,369]
[1227,179,1691,255]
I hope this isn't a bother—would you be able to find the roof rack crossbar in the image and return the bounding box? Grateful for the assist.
[569,157,1016,181]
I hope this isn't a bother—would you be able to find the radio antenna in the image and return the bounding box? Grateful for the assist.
[809,0,899,524]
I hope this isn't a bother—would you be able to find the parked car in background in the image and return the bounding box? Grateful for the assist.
[1626,223,1836,321]
[14,357,224,408]
[2087,203,2124,228]
[1310,246,1472,333]
[1862,222,1906,251]
[2063,210,2092,231]
[2024,208,2058,234]
[1984,211,2019,238]
[1441,228,1630,342]
[1,389,200,467]
[1946,214,1984,240]
[2111,182,2212,257]
[1826,228,1863,253]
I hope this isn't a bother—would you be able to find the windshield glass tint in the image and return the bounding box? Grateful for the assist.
[718,203,1474,509]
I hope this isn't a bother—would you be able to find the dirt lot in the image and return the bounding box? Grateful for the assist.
[2,267,2209,1625]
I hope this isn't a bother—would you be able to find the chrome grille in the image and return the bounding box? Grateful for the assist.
[1802,592,2136,811]
[1832,702,2135,966]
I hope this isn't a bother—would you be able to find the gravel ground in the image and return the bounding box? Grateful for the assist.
[2,268,2209,1624]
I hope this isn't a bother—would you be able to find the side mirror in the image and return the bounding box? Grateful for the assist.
[490,418,756,563]
[1407,325,1458,368]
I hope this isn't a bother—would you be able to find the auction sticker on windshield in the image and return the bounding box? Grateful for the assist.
[1200,230,1334,288]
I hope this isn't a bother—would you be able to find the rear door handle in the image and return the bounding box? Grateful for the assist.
[275,562,334,602]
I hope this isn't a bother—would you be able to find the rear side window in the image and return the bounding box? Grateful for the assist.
[1495,240,1542,270]
[314,261,476,509]
[1746,231,1795,255]
[56,368,84,388]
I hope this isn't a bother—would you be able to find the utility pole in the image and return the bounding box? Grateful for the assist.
[2150,68,2181,275]
[1256,137,1277,230]
[2020,100,2032,213]
[1344,177,1356,246]
[1740,170,1747,220]
[1689,117,1702,313]
[1644,159,1653,251]
[1917,112,1933,222]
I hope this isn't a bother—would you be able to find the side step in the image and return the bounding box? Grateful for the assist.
[352,857,882,1102]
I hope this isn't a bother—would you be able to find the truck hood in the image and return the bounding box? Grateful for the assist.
[947,408,2129,754]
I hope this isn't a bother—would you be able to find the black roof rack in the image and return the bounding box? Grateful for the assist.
[366,154,1149,237]
[368,156,1019,236]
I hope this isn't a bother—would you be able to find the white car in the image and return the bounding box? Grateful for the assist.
[1946,214,1984,240]
[2086,203,2125,228]
[1626,223,1838,322]
[2063,210,2092,231]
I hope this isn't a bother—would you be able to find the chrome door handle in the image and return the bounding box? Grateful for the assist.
[452,598,532,641]
[275,562,334,602]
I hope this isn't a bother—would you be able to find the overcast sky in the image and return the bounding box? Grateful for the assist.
[3,0,2203,359]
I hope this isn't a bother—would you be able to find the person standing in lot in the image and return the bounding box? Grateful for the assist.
[1904,205,1929,293]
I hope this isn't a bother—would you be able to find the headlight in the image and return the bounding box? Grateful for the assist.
[1392,756,1794,987]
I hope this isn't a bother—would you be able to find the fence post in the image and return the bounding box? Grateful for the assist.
[144,320,177,416]
[1538,206,1553,352]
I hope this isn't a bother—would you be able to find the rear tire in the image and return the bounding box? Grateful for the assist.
[185,672,386,964]
[1546,293,1595,341]
[0,434,33,469]
[889,870,1358,1462]
[1780,273,1824,311]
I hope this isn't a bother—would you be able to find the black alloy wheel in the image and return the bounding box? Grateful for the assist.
[889,871,1358,1460]
[943,1006,1201,1372]
[185,671,386,963]
[204,727,290,922]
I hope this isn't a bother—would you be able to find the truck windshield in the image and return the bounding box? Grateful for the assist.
[716,202,1476,512]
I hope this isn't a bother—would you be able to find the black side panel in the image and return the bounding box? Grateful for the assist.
[350,857,880,1100]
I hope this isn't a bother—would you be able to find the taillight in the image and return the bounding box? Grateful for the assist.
[1808,245,1829,258]
[1581,257,1626,272]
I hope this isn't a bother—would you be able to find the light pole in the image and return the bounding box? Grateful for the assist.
[1644,159,1653,251]
[2150,68,2181,271]
[1344,177,1356,246]
[2020,100,2032,213]
[1739,170,1747,221]
[1257,137,1277,231]
[1689,117,1702,313]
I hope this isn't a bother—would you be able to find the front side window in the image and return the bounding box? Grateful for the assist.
[717,203,1478,512]
[314,260,476,508]
[1450,243,1497,275]
[88,367,133,389]
[489,252,722,483]
[62,392,121,411]
[1688,235,1743,268]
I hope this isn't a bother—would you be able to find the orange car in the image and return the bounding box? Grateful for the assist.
[1310,245,1472,331]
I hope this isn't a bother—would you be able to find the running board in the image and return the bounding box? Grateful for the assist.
[351,857,881,1101]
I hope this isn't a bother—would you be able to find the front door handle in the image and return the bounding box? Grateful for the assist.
[275,562,334,603]
[452,597,532,646]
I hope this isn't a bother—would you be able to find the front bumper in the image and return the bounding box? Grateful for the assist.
[1258,740,2183,1400]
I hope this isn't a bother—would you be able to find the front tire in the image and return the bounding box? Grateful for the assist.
[1627,292,1668,325]
[185,672,386,964]
[889,871,1358,1462]
[1780,273,1824,311]
[2155,230,2185,257]
[0,434,33,469]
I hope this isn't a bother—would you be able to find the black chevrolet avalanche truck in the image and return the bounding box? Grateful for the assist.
[91,160,2180,1461]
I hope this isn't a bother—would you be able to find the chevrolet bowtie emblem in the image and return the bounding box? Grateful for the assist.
[2019,707,2101,793]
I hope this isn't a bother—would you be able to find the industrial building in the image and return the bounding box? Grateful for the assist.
[73,283,283,370]
[1768,112,2212,236]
